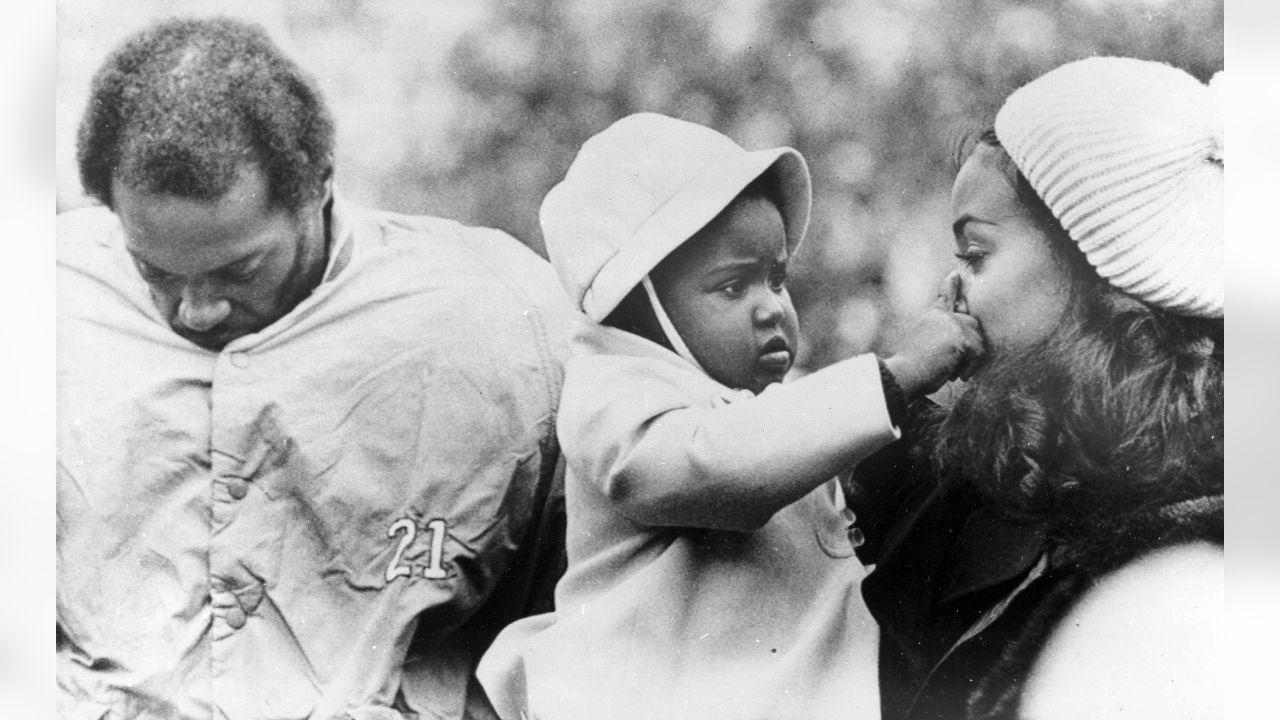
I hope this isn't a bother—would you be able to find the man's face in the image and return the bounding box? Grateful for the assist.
[113,166,329,351]
[652,195,799,395]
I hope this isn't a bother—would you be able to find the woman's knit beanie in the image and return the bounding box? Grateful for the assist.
[994,57,1224,318]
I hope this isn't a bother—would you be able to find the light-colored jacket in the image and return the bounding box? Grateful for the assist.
[478,321,898,720]
[57,197,576,720]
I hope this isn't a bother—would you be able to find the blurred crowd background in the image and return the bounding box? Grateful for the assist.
[57,0,1223,370]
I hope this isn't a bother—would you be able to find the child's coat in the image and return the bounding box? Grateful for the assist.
[478,320,897,720]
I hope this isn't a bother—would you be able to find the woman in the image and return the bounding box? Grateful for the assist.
[855,57,1223,719]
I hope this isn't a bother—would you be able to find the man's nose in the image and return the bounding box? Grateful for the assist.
[176,281,232,332]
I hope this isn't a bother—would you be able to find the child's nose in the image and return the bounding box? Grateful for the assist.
[753,291,785,324]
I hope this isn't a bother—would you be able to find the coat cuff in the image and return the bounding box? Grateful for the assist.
[875,356,909,431]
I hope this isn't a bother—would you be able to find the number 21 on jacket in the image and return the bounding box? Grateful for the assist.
[385,517,449,582]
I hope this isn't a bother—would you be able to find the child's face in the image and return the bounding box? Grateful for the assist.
[652,194,799,394]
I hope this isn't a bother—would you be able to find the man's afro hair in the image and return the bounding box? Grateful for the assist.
[77,16,335,213]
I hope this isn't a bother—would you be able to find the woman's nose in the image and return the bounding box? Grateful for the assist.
[176,282,232,332]
[938,270,968,314]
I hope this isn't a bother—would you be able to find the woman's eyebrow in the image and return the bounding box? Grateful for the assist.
[952,214,994,240]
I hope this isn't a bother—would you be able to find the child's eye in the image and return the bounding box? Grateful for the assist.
[719,280,744,298]
[768,269,787,291]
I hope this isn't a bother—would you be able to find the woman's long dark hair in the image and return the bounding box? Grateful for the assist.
[929,131,1224,540]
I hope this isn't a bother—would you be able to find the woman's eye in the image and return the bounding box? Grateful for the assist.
[954,250,987,268]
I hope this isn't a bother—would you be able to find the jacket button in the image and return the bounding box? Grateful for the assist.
[225,606,247,629]
[227,478,249,500]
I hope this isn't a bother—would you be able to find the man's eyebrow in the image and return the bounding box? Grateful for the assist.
[220,253,263,271]
[124,248,264,275]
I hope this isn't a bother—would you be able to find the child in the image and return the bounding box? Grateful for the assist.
[477,113,981,720]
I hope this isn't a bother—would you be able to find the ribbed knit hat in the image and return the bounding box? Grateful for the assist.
[994,57,1224,318]
[541,112,811,322]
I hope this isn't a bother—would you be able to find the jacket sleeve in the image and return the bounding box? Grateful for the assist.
[561,352,899,532]
[1019,543,1224,720]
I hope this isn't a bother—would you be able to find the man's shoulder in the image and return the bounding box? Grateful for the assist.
[56,205,136,294]
[351,204,571,308]
[57,205,123,255]
[338,204,579,370]
[358,206,545,272]
[57,203,117,228]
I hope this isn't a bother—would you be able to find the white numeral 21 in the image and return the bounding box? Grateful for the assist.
[385,517,448,582]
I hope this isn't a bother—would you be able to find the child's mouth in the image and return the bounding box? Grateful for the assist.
[758,337,792,372]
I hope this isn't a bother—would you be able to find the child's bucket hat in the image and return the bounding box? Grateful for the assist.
[541,112,811,321]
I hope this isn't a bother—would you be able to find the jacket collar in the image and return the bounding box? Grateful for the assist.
[939,505,1047,605]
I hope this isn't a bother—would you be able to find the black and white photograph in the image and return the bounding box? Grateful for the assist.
[36,0,1251,718]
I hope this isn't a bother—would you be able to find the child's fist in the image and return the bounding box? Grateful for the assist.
[881,275,984,397]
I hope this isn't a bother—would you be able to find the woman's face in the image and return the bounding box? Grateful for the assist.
[950,144,1074,366]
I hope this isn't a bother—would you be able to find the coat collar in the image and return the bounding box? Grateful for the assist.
[939,504,1047,605]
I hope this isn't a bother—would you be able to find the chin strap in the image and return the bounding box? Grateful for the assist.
[641,275,707,374]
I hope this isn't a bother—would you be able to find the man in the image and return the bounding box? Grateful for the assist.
[57,17,575,720]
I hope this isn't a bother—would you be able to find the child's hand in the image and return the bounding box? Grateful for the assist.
[881,274,985,398]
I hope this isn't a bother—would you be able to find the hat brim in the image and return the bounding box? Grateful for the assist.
[582,147,811,321]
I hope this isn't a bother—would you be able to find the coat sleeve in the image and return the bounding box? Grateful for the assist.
[1019,543,1224,720]
[560,352,899,532]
